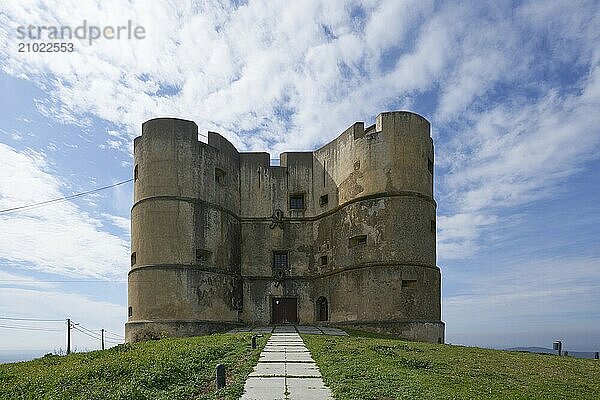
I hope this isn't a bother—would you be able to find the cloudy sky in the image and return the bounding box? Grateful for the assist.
[0,0,599,356]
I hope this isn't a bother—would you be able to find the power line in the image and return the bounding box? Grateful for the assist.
[0,316,64,322]
[0,178,133,215]
[73,329,100,341]
[73,327,123,345]
[73,328,100,340]
[0,323,62,332]
[0,279,202,284]
[0,317,125,350]
[0,279,127,283]
[74,324,100,336]
[76,324,102,337]
[73,326,101,340]
[71,323,125,348]
[103,330,124,338]
[104,332,124,339]
[77,323,123,340]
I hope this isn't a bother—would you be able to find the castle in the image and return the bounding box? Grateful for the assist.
[125,111,444,343]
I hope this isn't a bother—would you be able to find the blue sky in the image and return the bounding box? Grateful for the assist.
[0,0,598,355]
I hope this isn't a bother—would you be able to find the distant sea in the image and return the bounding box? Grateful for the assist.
[2,347,596,364]
[0,350,49,364]
[506,347,598,359]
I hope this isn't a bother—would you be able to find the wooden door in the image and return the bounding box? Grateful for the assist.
[272,297,298,324]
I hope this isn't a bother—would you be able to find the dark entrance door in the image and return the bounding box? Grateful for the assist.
[272,297,298,324]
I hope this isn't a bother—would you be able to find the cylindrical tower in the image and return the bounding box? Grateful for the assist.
[312,111,444,343]
[125,111,443,344]
[125,118,242,342]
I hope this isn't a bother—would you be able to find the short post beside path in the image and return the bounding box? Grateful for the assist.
[240,325,335,400]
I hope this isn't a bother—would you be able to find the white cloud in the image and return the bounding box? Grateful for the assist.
[0,270,57,290]
[0,2,599,353]
[437,213,498,259]
[436,45,600,257]
[11,131,23,141]
[1,1,598,261]
[0,0,459,154]
[0,143,129,279]
[364,0,433,54]
[0,286,125,351]
[101,213,130,234]
[444,256,600,349]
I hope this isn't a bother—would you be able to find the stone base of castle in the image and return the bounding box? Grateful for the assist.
[125,319,444,344]
[125,320,245,343]
[330,320,445,344]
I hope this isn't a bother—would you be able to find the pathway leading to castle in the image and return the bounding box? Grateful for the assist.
[236,325,346,400]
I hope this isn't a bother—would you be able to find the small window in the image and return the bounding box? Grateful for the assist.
[349,235,367,247]
[196,249,212,264]
[128,306,133,317]
[215,168,226,185]
[320,255,328,265]
[273,251,288,269]
[428,158,433,175]
[431,220,436,233]
[289,194,305,210]
[134,165,139,181]
[319,194,328,206]
[131,252,136,266]
[402,279,417,289]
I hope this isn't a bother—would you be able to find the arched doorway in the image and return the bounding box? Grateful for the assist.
[316,296,328,322]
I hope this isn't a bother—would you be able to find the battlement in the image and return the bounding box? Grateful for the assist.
[127,110,443,344]
[133,111,434,219]
[138,111,430,161]
[142,117,198,139]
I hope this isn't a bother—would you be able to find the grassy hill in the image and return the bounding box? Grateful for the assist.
[1,330,598,400]
[0,333,265,400]
[302,330,600,400]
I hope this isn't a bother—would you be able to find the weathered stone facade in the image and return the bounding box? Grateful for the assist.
[125,111,445,343]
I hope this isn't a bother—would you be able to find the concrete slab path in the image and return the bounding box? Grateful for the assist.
[240,326,337,400]
[227,325,348,336]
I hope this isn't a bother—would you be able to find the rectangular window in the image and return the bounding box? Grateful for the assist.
[428,158,433,175]
[196,249,212,264]
[215,168,226,185]
[128,306,133,317]
[273,251,288,269]
[402,279,417,289]
[134,165,139,181]
[320,255,328,265]
[131,252,136,266]
[349,235,367,247]
[289,194,305,210]
[319,194,328,206]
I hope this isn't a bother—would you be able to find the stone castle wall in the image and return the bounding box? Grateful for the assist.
[126,111,444,343]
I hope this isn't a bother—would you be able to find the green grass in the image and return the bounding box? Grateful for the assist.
[303,330,600,400]
[0,333,267,400]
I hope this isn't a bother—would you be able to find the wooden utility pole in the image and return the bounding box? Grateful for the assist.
[101,329,105,350]
[66,318,71,355]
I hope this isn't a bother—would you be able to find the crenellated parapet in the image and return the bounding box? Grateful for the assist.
[126,111,444,344]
